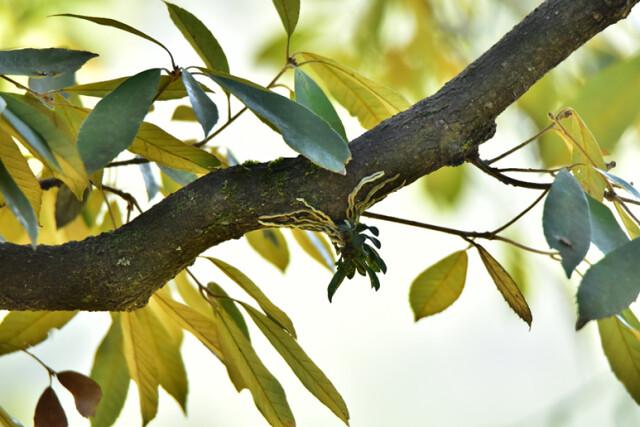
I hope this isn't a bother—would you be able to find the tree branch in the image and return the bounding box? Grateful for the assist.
[0,0,636,311]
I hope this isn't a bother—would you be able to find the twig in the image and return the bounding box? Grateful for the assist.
[470,158,551,190]
[486,123,554,164]
[23,350,56,383]
[105,158,150,168]
[489,188,549,235]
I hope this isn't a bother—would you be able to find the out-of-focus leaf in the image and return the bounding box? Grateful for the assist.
[243,303,349,424]
[477,245,532,327]
[0,130,41,216]
[421,165,467,208]
[181,70,218,136]
[171,105,197,121]
[205,257,296,337]
[90,314,130,427]
[207,282,250,339]
[165,2,229,72]
[34,387,67,427]
[598,309,640,404]
[542,169,590,277]
[296,52,410,129]
[99,200,122,232]
[576,239,640,328]
[55,185,89,229]
[158,166,197,186]
[204,70,350,174]
[0,48,96,77]
[78,68,160,172]
[0,311,76,355]
[57,371,103,418]
[294,68,347,141]
[587,196,629,254]
[138,163,159,201]
[596,169,640,200]
[245,229,290,272]
[271,0,300,37]
[0,404,23,427]
[120,311,159,427]
[291,229,335,271]
[409,251,468,321]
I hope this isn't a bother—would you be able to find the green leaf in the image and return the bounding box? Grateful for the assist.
[409,251,468,321]
[64,75,209,100]
[214,303,295,427]
[29,70,76,94]
[138,163,159,201]
[296,52,410,129]
[477,246,532,327]
[598,309,640,404]
[614,201,640,239]
[0,48,96,77]
[55,185,89,229]
[90,315,130,427]
[290,229,335,271]
[165,2,229,72]
[596,168,640,200]
[242,303,349,424]
[171,105,197,122]
[587,196,629,254]
[204,71,351,174]
[542,169,591,277]
[0,161,37,245]
[576,238,640,328]
[0,311,76,355]
[271,0,300,37]
[294,68,347,141]
[0,129,41,217]
[421,165,468,208]
[205,257,297,337]
[208,282,250,340]
[245,229,290,272]
[78,68,160,172]
[181,70,218,136]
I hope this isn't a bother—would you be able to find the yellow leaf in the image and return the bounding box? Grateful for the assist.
[205,257,296,337]
[296,52,410,129]
[172,271,212,316]
[290,229,335,271]
[64,75,200,101]
[243,303,349,424]
[477,246,532,327]
[120,311,159,426]
[245,229,290,272]
[0,311,76,355]
[409,251,468,321]
[614,201,640,239]
[0,130,41,216]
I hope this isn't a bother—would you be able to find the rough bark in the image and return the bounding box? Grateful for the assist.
[0,0,636,310]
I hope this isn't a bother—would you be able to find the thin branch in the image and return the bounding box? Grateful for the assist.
[105,158,150,168]
[489,188,549,235]
[102,184,143,214]
[486,123,554,164]
[23,350,56,383]
[470,158,551,190]
[0,75,35,94]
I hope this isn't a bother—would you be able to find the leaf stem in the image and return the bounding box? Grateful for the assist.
[23,350,56,383]
[486,123,554,164]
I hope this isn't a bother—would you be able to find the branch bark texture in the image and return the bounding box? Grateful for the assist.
[0,0,636,310]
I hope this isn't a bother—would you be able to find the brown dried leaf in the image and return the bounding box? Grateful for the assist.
[34,387,67,427]
[57,370,103,418]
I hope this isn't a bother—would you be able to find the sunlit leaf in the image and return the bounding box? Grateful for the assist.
[171,105,197,122]
[542,169,590,277]
[34,387,67,427]
[173,271,211,316]
[576,238,640,328]
[165,2,229,72]
[207,282,251,340]
[246,229,290,272]
[614,201,640,239]
[0,130,41,217]
[0,158,38,245]
[587,196,629,254]
[243,303,349,424]
[477,246,532,327]
[271,0,300,37]
[290,229,335,271]
[57,371,103,418]
[409,251,468,321]
[0,48,96,77]
[204,70,351,174]
[0,311,76,355]
[296,52,410,129]
[181,69,218,136]
[78,68,160,172]
[90,314,130,427]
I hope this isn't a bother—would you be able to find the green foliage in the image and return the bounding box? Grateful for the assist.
[0,48,96,77]
[180,69,218,136]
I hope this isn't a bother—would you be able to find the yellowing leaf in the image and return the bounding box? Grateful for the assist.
[296,52,410,129]
[0,404,22,427]
[173,271,211,316]
[614,201,640,239]
[243,303,349,424]
[205,257,296,337]
[477,246,532,327]
[246,229,290,272]
[409,251,467,321]
[64,75,205,100]
[0,130,41,215]
[0,311,76,355]
[291,229,335,271]
[120,311,159,426]
[271,0,300,37]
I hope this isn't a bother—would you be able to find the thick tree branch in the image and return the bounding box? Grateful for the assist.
[0,0,636,311]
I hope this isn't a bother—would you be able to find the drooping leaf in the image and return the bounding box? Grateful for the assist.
[205,257,296,337]
[542,169,591,277]
[294,68,347,141]
[214,303,295,427]
[90,315,130,427]
[295,52,410,129]
[120,311,159,426]
[207,282,250,339]
[204,71,351,174]
[57,371,103,418]
[242,303,349,424]
[34,387,67,427]
[271,0,300,37]
[245,229,290,272]
[614,201,640,239]
[181,70,218,136]
[409,251,468,321]
[29,70,76,94]
[165,2,229,72]
[290,229,335,271]
[173,271,211,316]
[587,196,629,254]
[596,168,640,200]
[0,48,96,77]
[171,105,197,122]
[55,185,89,229]
[477,245,532,327]
[598,309,640,404]
[78,68,161,172]
[0,130,41,216]
[158,166,197,185]
[138,163,159,201]
[0,159,38,245]
[0,311,76,355]
[576,239,640,328]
